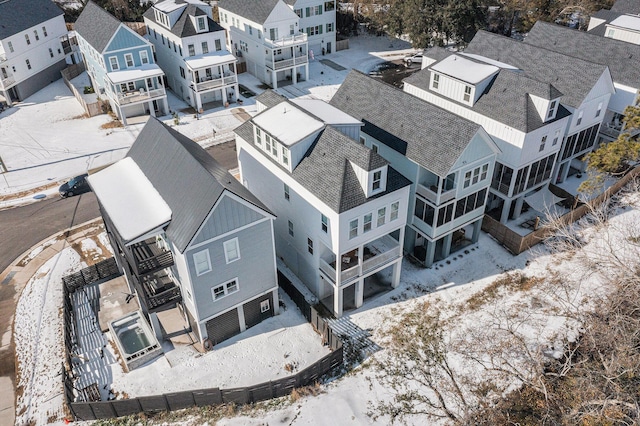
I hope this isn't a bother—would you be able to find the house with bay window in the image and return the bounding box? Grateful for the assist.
[88,117,279,348]
[235,91,411,317]
[0,0,78,106]
[75,1,168,125]
[285,0,336,55]
[218,0,309,89]
[144,0,238,111]
[331,71,500,267]
[403,31,614,224]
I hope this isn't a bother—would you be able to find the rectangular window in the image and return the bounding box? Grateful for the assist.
[282,146,289,166]
[284,183,290,201]
[363,213,372,232]
[432,73,439,89]
[179,46,182,56]
[270,28,278,40]
[324,1,335,11]
[288,220,294,237]
[202,41,209,54]
[260,299,270,313]
[212,279,239,300]
[42,26,47,37]
[596,102,602,118]
[321,214,328,233]
[539,135,547,152]
[25,59,31,70]
[140,51,149,64]
[463,85,471,102]
[481,164,488,180]
[377,207,386,227]
[215,39,222,51]
[307,238,314,254]
[255,127,262,146]
[390,201,399,221]
[372,170,382,191]
[25,34,30,45]
[414,197,435,226]
[48,48,53,58]
[548,100,557,119]
[109,56,119,71]
[197,16,206,31]
[124,53,134,68]
[576,110,583,126]
[223,238,240,263]
[193,249,211,276]
[295,9,302,17]
[464,170,472,188]
[372,144,379,153]
[326,23,333,33]
[8,41,13,53]
[179,66,185,78]
[33,30,39,41]
[265,134,272,153]
[552,130,560,146]
[349,219,358,239]
[188,44,195,56]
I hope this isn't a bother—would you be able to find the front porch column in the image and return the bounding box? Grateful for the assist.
[471,218,482,244]
[355,279,364,308]
[162,97,168,116]
[272,288,280,315]
[222,90,227,105]
[292,68,298,84]
[1,90,12,107]
[195,91,202,112]
[512,196,525,220]
[271,71,278,89]
[500,198,512,224]
[237,306,247,332]
[440,233,453,259]
[118,105,128,126]
[560,160,571,183]
[149,101,156,118]
[425,240,436,268]
[333,285,343,318]
[304,64,309,81]
[391,260,401,288]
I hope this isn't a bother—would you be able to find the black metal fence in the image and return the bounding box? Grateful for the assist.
[62,260,345,421]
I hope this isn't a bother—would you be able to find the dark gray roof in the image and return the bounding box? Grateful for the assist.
[75,1,122,52]
[612,0,640,14]
[330,70,483,177]
[465,30,610,108]
[0,0,64,40]
[526,21,640,89]
[127,118,272,253]
[423,46,454,63]
[218,0,279,24]
[590,9,623,23]
[144,3,224,38]
[404,64,567,133]
[255,89,287,109]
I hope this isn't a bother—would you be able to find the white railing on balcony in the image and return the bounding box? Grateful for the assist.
[319,258,337,282]
[416,183,455,205]
[265,33,307,48]
[0,53,7,63]
[195,74,237,91]
[268,54,309,71]
[117,88,165,105]
[0,74,15,89]
[362,245,401,275]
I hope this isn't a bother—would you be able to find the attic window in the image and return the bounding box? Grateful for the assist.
[547,100,557,120]
[463,86,471,102]
[197,17,206,31]
[432,73,439,89]
[373,170,382,191]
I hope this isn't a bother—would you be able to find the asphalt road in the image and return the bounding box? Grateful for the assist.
[0,140,239,274]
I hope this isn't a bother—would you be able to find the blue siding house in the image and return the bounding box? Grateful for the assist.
[75,1,169,125]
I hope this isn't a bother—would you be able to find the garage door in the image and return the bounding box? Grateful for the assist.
[205,308,241,345]
[243,293,274,329]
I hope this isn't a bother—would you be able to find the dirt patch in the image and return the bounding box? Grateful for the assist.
[100,119,123,129]
[231,107,252,122]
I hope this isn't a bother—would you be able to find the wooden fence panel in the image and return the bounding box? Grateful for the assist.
[336,39,349,51]
[221,387,250,405]
[69,403,96,421]
[271,376,297,398]
[297,363,320,385]
[111,399,142,417]
[193,388,222,406]
[165,392,195,411]
[138,395,168,413]
[90,401,117,419]
[248,381,273,403]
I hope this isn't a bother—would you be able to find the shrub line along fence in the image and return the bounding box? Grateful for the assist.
[60,63,105,117]
[62,260,344,421]
[483,166,640,254]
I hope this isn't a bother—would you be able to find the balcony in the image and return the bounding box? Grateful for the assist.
[0,53,6,63]
[135,270,182,313]
[416,183,455,205]
[116,88,165,105]
[0,74,15,89]
[265,33,307,48]
[268,54,309,71]
[130,238,174,276]
[319,234,401,285]
[194,74,237,91]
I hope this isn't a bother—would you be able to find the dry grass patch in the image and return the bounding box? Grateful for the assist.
[289,382,322,402]
[100,119,123,129]
[465,272,543,311]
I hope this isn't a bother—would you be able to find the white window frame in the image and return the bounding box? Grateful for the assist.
[188,44,195,56]
[349,218,358,239]
[576,110,583,126]
[377,207,386,227]
[539,135,547,152]
[109,56,119,71]
[307,237,314,254]
[321,214,328,233]
[260,299,270,313]
[390,201,399,221]
[284,183,290,201]
[193,249,211,276]
[463,85,471,102]
[202,41,209,54]
[197,16,206,31]
[547,100,557,119]
[288,220,294,237]
[432,73,439,89]
[139,50,149,64]
[124,53,134,68]
[282,146,289,166]
[223,238,240,264]
[552,130,560,146]
[363,213,372,232]
[212,278,239,301]
[372,170,382,191]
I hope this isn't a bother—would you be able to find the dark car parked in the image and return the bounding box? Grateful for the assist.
[59,174,91,198]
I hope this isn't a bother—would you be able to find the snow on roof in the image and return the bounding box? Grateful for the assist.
[87,157,171,243]
[431,55,500,84]
[253,102,324,146]
[154,1,187,13]
[291,99,362,126]
[107,64,164,85]
[609,15,640,31]
[458,52,520,71]
[184,51,236,69]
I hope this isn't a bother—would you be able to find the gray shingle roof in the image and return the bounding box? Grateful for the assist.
[465,30,610,108]
[0,0,64,40]
[143,3,224,38]
[218,0,280,25]
[612,0,640,14]
[75,1,122,53]
[330,70,482,177]
[127,118,272,253]
[404,65,568,133]
[525,21,640,89]
[423,46,454,63]
[255,89,287,110]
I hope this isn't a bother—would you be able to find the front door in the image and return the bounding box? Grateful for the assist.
[326,42,331,54]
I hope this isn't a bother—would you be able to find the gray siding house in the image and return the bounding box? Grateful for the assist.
[88,117,278,348]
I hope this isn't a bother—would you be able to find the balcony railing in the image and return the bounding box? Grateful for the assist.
[416,183,455,205]
[362,245,401,275]
[0,74,15,89]
[268,54,309,71]
[116,88,165,105]
[195,74,237,91]
[130,239,174,276]
[265,33,307,48]
[0,53,6,63]
[136,271,182,313]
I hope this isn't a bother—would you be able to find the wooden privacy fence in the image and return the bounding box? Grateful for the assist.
[336,39,349,51]
[63,260,345,421]
[60,63,105,117]
[483,166,640,254]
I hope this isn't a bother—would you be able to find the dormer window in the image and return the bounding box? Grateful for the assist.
[463,86,471,102]
[373,170,382,190]
[197,17,206,32]
[432,73,439,89]
[368,167,387,196]
[547,100,557,120]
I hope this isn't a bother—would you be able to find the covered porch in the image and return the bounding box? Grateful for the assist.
[106,65,168,125]
[264,33,309,89]
[185,51,238,112]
